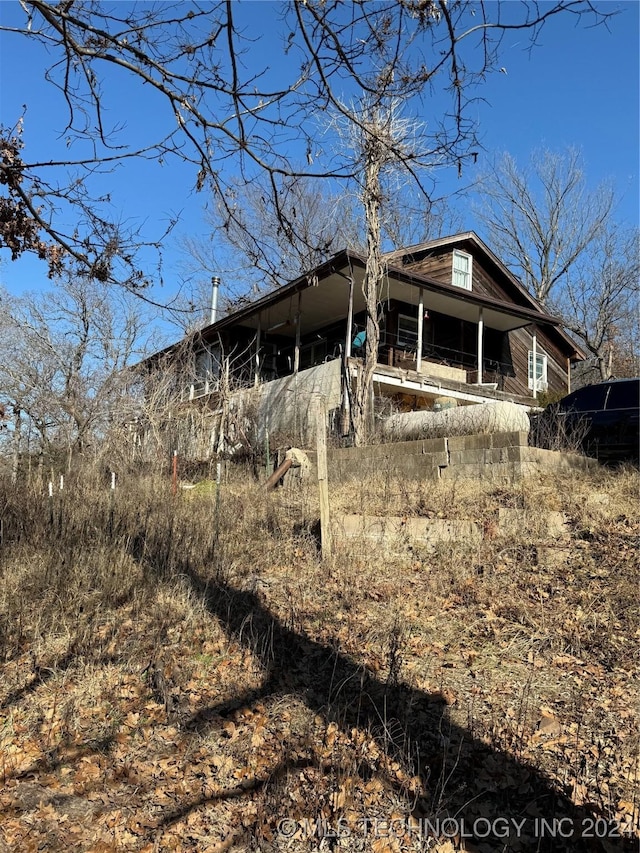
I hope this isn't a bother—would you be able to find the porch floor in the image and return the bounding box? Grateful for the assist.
[356,359,536,408]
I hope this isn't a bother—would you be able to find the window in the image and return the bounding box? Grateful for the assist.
[563,384,608,412]
[194,349,211,380]
[452,250,472,290]
[528,350,548,391]
[194,345,221,381]
[397,314,418,348]
[605,379,639,411]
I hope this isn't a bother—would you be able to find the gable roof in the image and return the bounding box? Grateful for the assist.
[385,231,586,358]
[149,238,585,363]
[385,231,539,309]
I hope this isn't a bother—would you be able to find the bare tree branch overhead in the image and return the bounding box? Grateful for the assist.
[1,1,612,290]
[0,1,615,440]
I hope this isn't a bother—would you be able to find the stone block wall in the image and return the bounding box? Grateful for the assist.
[326,431,595,483]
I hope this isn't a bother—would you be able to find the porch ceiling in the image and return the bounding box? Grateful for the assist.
[236,270,355,337]
[382,277,533,332]
[233,265,545,338]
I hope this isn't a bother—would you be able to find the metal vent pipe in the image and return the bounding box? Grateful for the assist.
[210,276,221,325]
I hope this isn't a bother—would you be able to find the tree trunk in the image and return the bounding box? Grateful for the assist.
[352,134,383,446]
[598,345,614,381]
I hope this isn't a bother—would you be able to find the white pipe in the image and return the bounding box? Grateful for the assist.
[293,291,302,374]
[531,327,537,398]
[254,314,261,387]
[477,307,484,385]
[210,276,221,325]
[417,289,424,373]
[345,277,354,359]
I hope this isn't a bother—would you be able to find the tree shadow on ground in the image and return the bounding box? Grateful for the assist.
[171,568,634,852]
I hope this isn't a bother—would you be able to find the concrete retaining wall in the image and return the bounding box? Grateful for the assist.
[332,507,571,555]
[333,515,482,553]
[327,431,596,483]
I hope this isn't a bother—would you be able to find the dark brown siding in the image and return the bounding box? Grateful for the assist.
[469,256,514,301]
[403,246,530,304]
[537,326,571,396]
[402,251,452,283]
[504,326,569,397]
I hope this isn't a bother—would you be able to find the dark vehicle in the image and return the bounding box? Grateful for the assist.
[532,378,640,464]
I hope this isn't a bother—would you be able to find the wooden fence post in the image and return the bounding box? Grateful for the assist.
[315,400,332,559]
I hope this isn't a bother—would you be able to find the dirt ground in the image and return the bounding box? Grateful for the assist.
[0,465,638,851]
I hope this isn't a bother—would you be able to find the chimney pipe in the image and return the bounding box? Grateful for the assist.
[210,276,220,325]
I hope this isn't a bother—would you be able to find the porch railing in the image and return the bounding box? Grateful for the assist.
[351,326,513,389]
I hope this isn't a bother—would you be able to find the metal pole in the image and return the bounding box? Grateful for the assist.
[210,276,220,325]
[214,460,222,570]
[531,327,538,399]
[345,277,354,359]
[315,400,332,560]
[293,290,302,374]
[265,424,271,478]
[109,471,115,538]
[254,314,262,387]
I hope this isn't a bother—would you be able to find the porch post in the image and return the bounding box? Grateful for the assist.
[476,307,484,385]
[254,313,261,387]
[345,276,354,359]
[293,290,302,374]
[531,327,537,399]
[416,288,424,373]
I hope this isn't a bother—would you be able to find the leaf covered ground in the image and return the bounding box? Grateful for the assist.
[0,465,638,852]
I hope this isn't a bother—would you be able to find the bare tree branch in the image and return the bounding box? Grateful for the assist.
[0,0,616,440]
[476,147,616,305]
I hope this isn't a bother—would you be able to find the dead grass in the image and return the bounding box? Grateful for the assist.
[0,463,638,852]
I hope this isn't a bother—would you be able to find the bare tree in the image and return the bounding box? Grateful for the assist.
[477,147,615,305]
[0,1,614,441]
[0,274,149,466]
[178,176,364,327]
[558,224,640,382]
[476,147,638,384]
[350,98,407,442]
[180,172,462,337]
[133,330,271,466]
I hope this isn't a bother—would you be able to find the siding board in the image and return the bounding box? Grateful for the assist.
[505,327,568,397]
[402,252,452,283]
[399,245,570,397]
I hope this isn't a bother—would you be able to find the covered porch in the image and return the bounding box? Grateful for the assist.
[207,255,551,404]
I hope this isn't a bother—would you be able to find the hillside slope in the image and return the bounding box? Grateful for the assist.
[0,466,638,852]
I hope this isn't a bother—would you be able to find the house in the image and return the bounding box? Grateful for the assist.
[147,232,585,449]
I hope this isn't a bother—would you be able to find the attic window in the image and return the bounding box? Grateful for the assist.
[452,250,472,290]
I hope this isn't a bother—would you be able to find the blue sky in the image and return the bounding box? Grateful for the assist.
[0,1,638,341]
